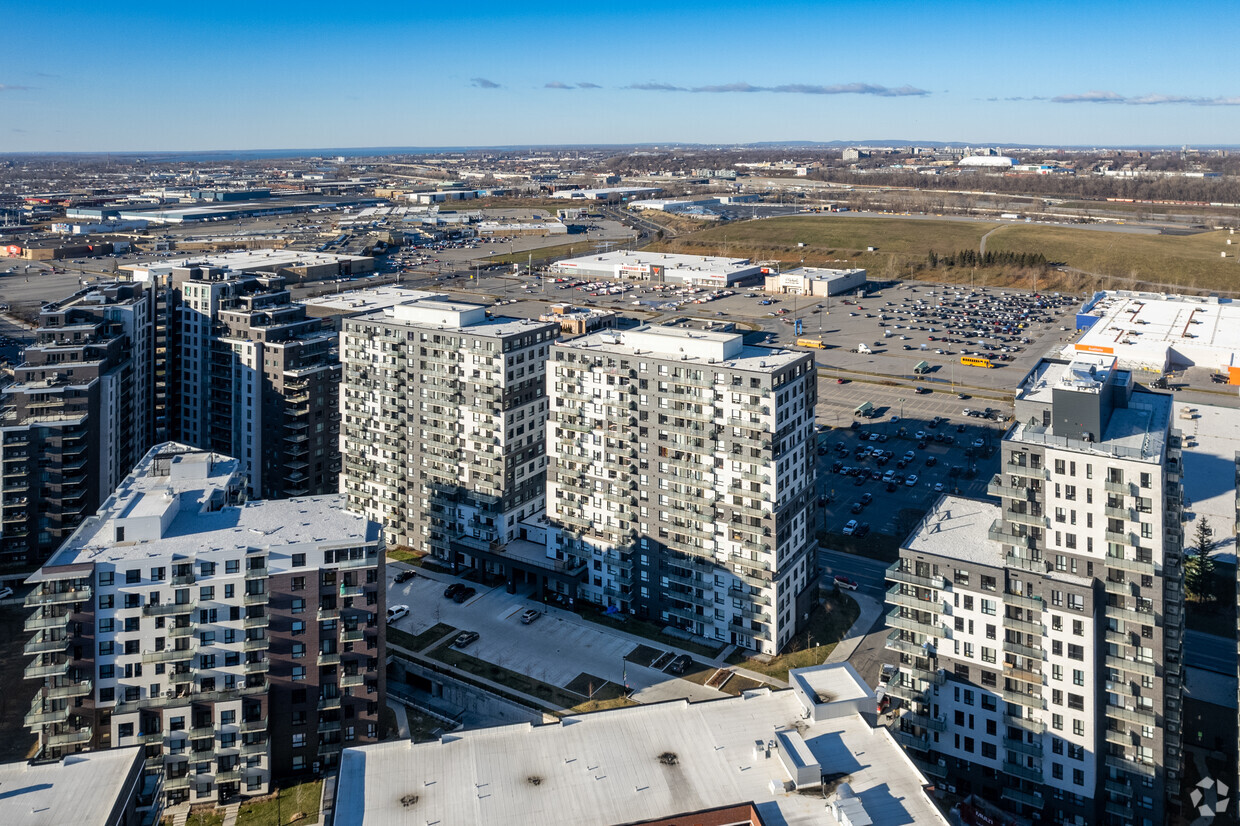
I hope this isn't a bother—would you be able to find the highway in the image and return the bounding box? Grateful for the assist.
[1185,629,1237,676]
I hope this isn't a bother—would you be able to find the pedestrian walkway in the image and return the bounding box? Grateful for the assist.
[387,699,410,738]
[220,803,239,826]
[169,807,189,826]
[826,591,883,664]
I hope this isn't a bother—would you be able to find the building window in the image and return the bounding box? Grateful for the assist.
[292,666,306,681]
[292,621,305,636]
[292,733,305,747]
[291,598,305,614]
[1073,719,1085,736]
[292,756,306,771]
[292,643,306,659]
[292,553,306,567]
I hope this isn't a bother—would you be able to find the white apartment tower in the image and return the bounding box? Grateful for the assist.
[547,326,819,655]
[22,443,386,808]
[339,297,559,566]
[886,356,1184,826]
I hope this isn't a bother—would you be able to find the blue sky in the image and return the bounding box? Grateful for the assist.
[3,0,1239,152]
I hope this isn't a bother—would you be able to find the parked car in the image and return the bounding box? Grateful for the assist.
[454,631,480,648]
[443,583,465,599]
[393,569,415,583]
[668,654,692,674]
[843,519,859,536]
[453,586,477,604]
[906,474,919,486]
[386,604,409,622]
[860,493,873,505]
[520,608,541,624]
[851,502,863,514]
[853,523,871,538]
[0,586,15,600]
[833,575,859,591]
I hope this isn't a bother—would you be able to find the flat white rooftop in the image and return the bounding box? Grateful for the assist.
[552,250,758,276]
[359,301,555,338]
[1069,291,1240,371]
[302,286,443,315]
[334,678,946,826]
[561,325,805,372]
[1173,400,1240,563]
[903,495,1003,567]
[0,747,142,826]
[42,443,378,569]
[121,248,371,280]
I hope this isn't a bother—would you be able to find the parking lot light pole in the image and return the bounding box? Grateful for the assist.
[899,398,906,420]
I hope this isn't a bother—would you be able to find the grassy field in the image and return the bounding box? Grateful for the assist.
[985,225,1240,293]
[1059,200,1240,219]
[731,590,861,681]
[649,214,1240,294]
[236,779,322,826]
[647,215,996,274]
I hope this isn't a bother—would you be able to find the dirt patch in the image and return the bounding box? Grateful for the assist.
[625,644,663,667]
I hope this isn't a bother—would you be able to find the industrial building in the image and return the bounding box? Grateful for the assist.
[548,251,763,287]
[332,663,949,826]
[339,298,560,568]
[475,220,567,237]
[547,326,818,654]
[22,443,386,807]
[552,186,663,201]
[66,195,381,225]
[121,249,374,284]
[763,267,867,297]
[1071,290,1240,381]
[886,355,1184,825]
[0,282,154,570]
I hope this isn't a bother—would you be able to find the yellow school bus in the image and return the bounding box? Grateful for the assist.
[961,356,993,369]
[796,338,826,349]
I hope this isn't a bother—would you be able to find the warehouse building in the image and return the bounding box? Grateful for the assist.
[1070,290,1240,381]
[549,251,762,287]
[763,267,867,297]
[121,249,374,283]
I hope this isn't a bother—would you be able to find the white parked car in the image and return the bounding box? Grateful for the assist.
[386,604,409,622]
[843,520,859,536]
[905,474,919,486]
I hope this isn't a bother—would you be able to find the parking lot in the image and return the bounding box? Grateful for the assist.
[813,411,1004,540]
[385,567,731,705]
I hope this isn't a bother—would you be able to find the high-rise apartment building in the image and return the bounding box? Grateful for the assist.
[886,355,1184,825]
[22,442,385,807]
[546,325,818,655]
[339,297,558,566]
[169,265,340,499]
[0,281,153,568]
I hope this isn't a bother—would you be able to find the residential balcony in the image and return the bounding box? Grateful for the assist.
[45,681,91,700]
[1003,616,1042,636]
[1002,638,1042,659]
[1003,736,1043,758]
[244,659,270,674]
[885,585,946,613]
[47,726,92,747]
[1004,592,1043,611]
[890,729,932,753]
[1000,787,1045,810]
[243,638,269,652]
[317,652,341,667]
[1004,713,1046,734]
[1001,760,1044,782]
[24,631,70,656]
[1105,778,1133,798]
[24,612,71,632]
[884,562,945,590]
[1105,655,1155,677]
[1104,753,1157,778]
[885,608,947,638]
[1102,554,1154,575]
[885,631,933,659]
[143,601,195,617]
[25,586,91,607]
[24,659,69,680]
[900,711,946,733]
[240,718,267,734]
[1105,703,1156,727]
[1001,689,1043,709]
[142,648,194,665]
[341,673,365,688]
[24,699,70,727]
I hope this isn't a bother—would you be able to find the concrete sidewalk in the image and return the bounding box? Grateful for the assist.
[826,591,884,664]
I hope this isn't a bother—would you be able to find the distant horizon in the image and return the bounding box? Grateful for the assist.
[4,1,1238,152]
[3,138,1239,162]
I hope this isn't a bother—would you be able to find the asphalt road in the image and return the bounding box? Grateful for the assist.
[818,548,890,593]
[1185,629,1237,676]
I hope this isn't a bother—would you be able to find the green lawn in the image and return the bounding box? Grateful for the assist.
[178,809,224,826]
[387,623,457,653]
[236,779,322,826]
[733,591,861,682]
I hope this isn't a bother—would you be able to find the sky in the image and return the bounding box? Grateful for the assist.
[3,0,1240,153]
